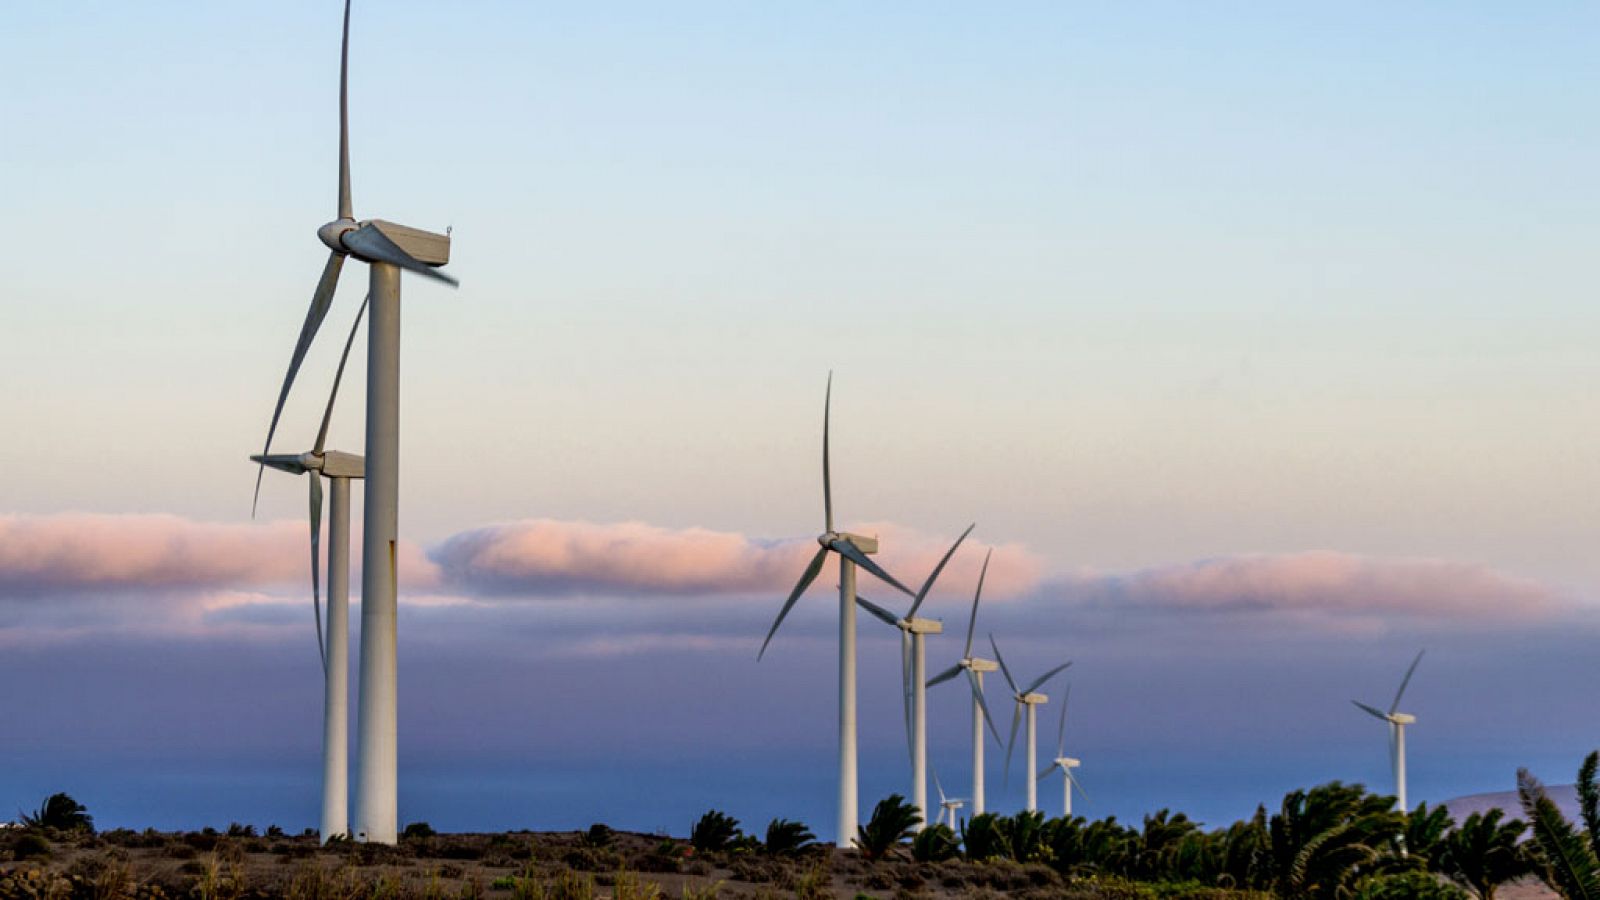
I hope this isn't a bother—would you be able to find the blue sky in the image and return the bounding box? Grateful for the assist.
[3,2,1600,834]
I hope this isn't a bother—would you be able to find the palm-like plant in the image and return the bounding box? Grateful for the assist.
[1401,802,1456,869]
[961,812,1010,862]
[19,793,93,833]
[854,794,921,861]
[763,818,814,856]
[1268,782,1405,898]
[1518,752,1600,900]
[1439,809,1529,900]
[690,810,742,853]
[911,823,960,862]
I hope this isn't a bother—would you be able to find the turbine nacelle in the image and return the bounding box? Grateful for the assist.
[319,218,452,267]
[250,450,366,479]
[902,617,943,635]
[1054,757,1081,770]
[1390,712,1416,725]
[818,531,878,554]
[1019,691,1048,705]
[965,657,999,674]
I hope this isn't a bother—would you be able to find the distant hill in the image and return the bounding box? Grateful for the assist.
[1441,783,1579,821]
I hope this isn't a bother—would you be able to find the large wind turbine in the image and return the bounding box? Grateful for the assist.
[856,524,974,831]
[993,635,1071,813]
[759,373,918,848]
[254,0,458,845]
[1353,650,1424,813]
[925,550,1003,814]
[252,301,368,843]
[1037,685,1085,819]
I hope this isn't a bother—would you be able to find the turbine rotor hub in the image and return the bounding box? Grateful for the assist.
[818,531,838,548]
[317,218,359,253]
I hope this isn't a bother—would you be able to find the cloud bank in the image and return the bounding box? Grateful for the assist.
[432,518,1042,599]
[1064,551,1564,620]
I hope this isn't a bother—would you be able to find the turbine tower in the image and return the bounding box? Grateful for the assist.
[759,373,917,849]
[255,1,458,845]
[252,299,368,843]
[1038,685,1086,819]
[1353,650,1424,813]
[926,549,1003,814]
[993,635,1071,813]
[857,524,974,831]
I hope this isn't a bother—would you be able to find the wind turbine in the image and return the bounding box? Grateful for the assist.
[254,0,458,845]
[925,549,1003,814]
[856,524,974,831]
[1037,685,1085,819]
[251,300,368,843]
[931,768,965,831]
[992,634,1071,813]
[1353,650,1424,813]
[758,373,918,848]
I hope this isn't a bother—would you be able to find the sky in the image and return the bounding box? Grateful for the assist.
[3,1,1600,835]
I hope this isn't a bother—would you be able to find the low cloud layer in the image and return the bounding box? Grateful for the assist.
[1066,551,1565,620]
[432,518,1042,599]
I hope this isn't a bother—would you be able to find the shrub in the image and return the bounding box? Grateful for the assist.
[266,825,284,838]
[1353,870,1469,900]
[1006,811,1051,863]
[854,794,921,861]
[13,832,51,859]
[911,824,959,863]
[20,793,94,833]
[962,813,1010,861]
[226,823,255,838]
[690,811,742,853]
[762,819,814,856]
[403,821,437,839]
[584,823,614,848]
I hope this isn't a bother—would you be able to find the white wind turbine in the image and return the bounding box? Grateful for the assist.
[1352,650,1424,813]
[926,549,1003,814]
[251,300,368,843]
[992,635,1072,813]
[1037,685,1086,819]
[931,768,965,831]
[856,524,975,831]
[254,0,457,845]
[759,373,919,848]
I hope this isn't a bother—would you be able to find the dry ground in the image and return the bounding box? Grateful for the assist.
[0,827,1557,900]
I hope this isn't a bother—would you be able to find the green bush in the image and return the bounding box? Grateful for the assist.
[853,794,921,861]
[1353,870,1469,900]
[690,811,741,853]
[13,833,51,860]
[910,824,959,862]
[19,793,93,833]
[403,821,437,839]
[962,813,1010,861]
[762,818,814,855]
[583,823,613,848]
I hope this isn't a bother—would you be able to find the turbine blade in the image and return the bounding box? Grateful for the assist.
[989,634,1020,695]
[854,594,901,628]
[337,0,352,220]
[831,538,914,597]
[314,294,368,454]
[822,372,833,533]
[1024,661,1072,696]
[1038,764,1055,782]
[309,474,327,676]
[901,630,914,767]
[254,251,345,514]
[927,663,962,688]
[963,548,991,659]
[932,767,947,805]
[1056,687,1069,757]
[908,523,974,619]
[341,223,458,286]
[758,546,828,659]
[1003,701,1020,786]
[1390,649,1424,714]
[1068,770,1090,803]
[967,668,1003,745]
[1352,700,1389,721]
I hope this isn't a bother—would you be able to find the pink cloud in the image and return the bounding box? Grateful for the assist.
[0,513,439,595]
[1079,551,1563,619]
[431,519,1043,599]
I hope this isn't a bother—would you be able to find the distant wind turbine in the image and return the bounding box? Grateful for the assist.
[926,549,1004,814]
[931,767,965,831]
[759,373,917,847]
[251,301,367,843]
[254,0,457,845]
[1353,650,1424,813]
[1037,685,1086,819]
[992,634,1071,813]
[856,524,975,831]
